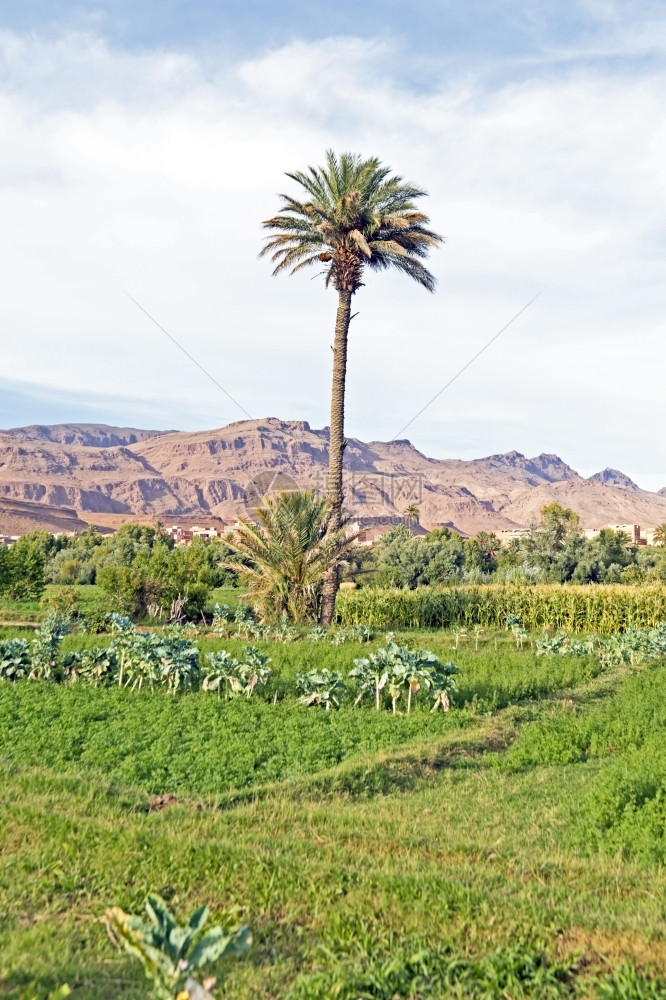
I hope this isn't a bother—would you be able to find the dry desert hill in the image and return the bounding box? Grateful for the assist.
[1,418,665,536]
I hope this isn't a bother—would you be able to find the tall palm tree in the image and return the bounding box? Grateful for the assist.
[224,490,357,624]
[262,150,442,624]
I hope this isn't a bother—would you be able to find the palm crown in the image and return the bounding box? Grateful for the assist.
[225,490,357,623]
[261,150,442,293]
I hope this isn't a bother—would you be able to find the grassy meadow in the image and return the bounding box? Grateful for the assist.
[3,618,666,998]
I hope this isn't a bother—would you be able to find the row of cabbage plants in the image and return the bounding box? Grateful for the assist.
[211,603,373,644]
[296,643,458,713]
[0,613,459,713]
[534,622,666,668]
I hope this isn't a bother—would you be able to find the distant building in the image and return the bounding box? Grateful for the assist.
[608,523,644,544]
[350,516,428,546]
[500,524,652,547]
[165,524,224,545]
[191,525,219,540]
[223,521,244,535]
[498,529,531,545]
[584,524,646,545]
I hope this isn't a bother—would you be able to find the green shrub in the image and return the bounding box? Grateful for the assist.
[1,537,46,600]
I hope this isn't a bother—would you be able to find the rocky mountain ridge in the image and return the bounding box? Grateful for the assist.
[3,423,168,448]
[1,419,664,536]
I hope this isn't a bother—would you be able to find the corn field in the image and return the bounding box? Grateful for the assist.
[336,585,666,633]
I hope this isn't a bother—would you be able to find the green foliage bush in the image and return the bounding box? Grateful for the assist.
[0,537,46,600]
[35,524,239,618]
[360,514,666,588]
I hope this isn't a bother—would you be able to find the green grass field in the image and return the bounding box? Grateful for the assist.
[0,584,245,625]
[3,623,666,998]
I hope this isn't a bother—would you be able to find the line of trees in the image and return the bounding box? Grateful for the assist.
[352,504,666,588]
[3,524,241,616]
[4,500,666,628]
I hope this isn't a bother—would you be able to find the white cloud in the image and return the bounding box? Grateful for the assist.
[0,28,665,488]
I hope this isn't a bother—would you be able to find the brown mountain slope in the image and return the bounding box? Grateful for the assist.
[1,418,666,535]
[0,437,187,514]
[587,468,639,490]
[0,498,101,536]
[501,480,666,529]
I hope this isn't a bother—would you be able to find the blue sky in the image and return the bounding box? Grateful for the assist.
[2,0,612,56]
[1,0,666,486]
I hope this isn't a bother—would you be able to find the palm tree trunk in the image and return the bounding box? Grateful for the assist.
[320,288,352,626]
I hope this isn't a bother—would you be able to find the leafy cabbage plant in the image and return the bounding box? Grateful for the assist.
[350,641,459,714]
[297,669,346,710]
[202,647,271,699]
[105,893,251,1000]
[0,638,31,680]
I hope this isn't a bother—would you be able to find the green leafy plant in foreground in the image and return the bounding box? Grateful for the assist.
[29,611,71,680]
[535,632,594,657]
[202,646,272,698]
[105,893,251,999]
[0,637,31,680]
[202,649,239,698]
[237,645,273,696]
[350,641,459,714]
[62,645,118,685]
[297,668,346,710]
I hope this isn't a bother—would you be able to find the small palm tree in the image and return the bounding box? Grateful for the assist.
[262,151,442,624]
[475,531,500,560]
[403,503,421,529]
[653,523,666,546]
[224,490,357,624]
